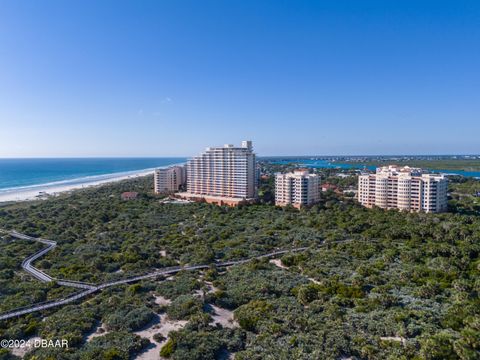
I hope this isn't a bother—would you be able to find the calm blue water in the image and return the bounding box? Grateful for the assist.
[0,158,187,192]
[271,159,480,178]
[2,157,478,194]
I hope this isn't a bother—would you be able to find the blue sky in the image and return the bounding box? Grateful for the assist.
[0,0,479,157]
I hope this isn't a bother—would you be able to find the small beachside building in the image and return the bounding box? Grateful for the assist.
[121,191,139,200]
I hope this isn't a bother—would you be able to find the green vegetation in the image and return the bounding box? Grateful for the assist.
[160,338,175,357]
[0,169,479,359]
[104,305,155,332]
[167,295,203,320]
[449,177,480,215]
[208,261,308,309]
[165,327,244,360]
[74,331,149,360]
[0,236,77,313]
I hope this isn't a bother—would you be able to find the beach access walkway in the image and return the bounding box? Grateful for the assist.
[0,229,312,321]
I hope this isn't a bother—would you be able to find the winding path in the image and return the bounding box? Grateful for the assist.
[0,230,310,321]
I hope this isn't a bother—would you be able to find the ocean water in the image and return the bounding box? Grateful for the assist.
[271,159,480,178]
[0,158,187,192]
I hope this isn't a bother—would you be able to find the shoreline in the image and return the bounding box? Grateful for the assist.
[0,163,184,204]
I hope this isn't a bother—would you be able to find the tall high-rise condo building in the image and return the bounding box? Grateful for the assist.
[154,165,186,193]
[275,170,321,208]
[178,141,256,206]
[358,165,448,213]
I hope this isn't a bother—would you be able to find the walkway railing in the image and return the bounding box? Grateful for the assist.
[1,229,357,321]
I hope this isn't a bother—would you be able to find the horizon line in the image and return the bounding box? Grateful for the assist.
[0,154,479,159]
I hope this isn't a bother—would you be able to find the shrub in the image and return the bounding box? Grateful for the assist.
[160,338,175,358]
[234,300,273,332]
[167,295,203,320]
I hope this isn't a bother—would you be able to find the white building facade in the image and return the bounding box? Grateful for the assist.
[275,170,321,208]
[154,165,186,193]
[179,141,256,206]
[358,165,448,213]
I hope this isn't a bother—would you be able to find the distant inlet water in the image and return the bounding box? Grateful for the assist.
[271,159,480,178]
[0,158,187,192]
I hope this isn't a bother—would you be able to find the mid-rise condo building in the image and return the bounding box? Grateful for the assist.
[358,165,448,213]
[275,170,321,208]
[177,141,256,206]
[154,165,186,193]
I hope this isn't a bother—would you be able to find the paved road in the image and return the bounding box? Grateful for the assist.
[0,230,311,321]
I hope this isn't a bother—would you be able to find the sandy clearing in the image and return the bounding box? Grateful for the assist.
[134,313,187,360]
[204,281,220,294]
[380,336,407,346]
[209,304,238,329]
[85,322,109,342]
[269,258,289,269]
[11,336,42,358]
[154,294,172,306]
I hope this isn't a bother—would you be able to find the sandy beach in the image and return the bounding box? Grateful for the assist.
[0,169,155,203]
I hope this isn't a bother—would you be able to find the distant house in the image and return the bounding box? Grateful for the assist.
[321,183,338,192]
[121,192,139,200]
